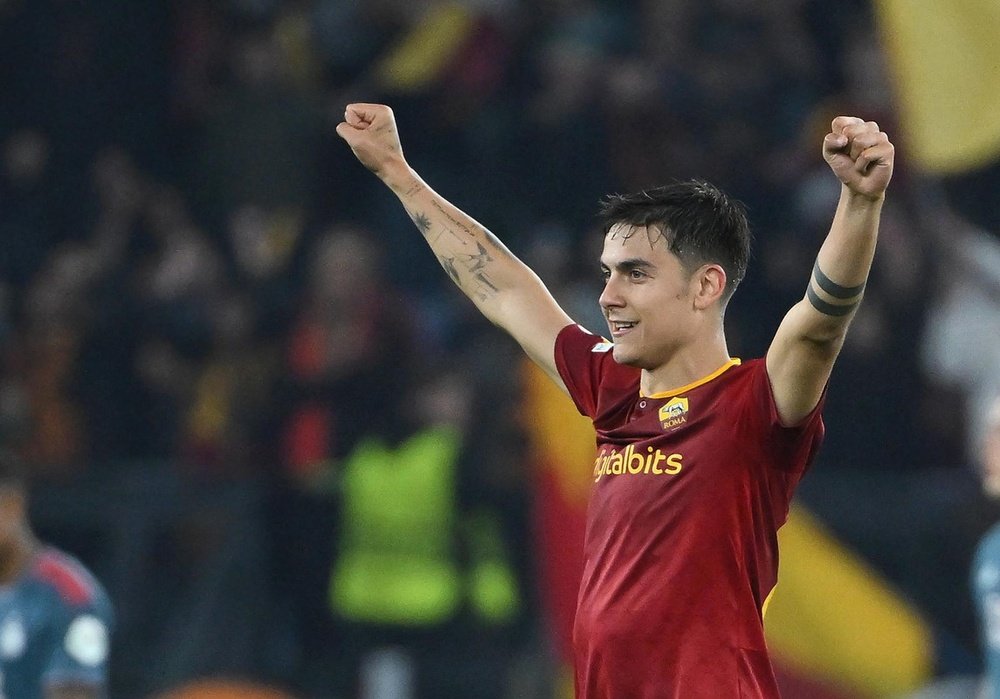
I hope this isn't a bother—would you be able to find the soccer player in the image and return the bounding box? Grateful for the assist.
[0,452,113,699]
[337,104,893,697]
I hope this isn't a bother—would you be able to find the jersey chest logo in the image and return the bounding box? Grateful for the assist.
[592,445,683,482]
[658,396,689,431]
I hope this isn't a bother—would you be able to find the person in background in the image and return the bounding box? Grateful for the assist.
[0,451,113,699]
[971,396,1000,699]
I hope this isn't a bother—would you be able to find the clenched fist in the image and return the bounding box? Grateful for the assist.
[336,103,408,180]
[822,116,895,200]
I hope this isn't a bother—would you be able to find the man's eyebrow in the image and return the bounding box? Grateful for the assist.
[600,258,657,272]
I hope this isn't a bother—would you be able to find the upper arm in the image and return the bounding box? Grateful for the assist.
[765,299,849,426]
[489,267,575,396]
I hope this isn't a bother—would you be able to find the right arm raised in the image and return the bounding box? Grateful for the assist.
[337,103,574,391]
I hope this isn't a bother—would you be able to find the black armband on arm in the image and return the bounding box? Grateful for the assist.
[806,285,859,316]
[807,262,864,316]
[812,261,866,298]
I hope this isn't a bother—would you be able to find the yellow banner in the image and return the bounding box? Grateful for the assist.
[766,506,933,697]
[376,4,474,92]
[522,359,596,506]
[876,0,1000,173]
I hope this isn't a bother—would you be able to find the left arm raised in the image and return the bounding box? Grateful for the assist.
[766,117,895,426]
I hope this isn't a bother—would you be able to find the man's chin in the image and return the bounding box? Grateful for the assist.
[611,345,639,366]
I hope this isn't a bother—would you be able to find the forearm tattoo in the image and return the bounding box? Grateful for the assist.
[399,177,512,300]
[408,211,432,236]
[466,242,490,272]
[435,242,500,300]
[403,181,425,198]
[431,200,472,235]
[427,199,511,258]
[473,271,499,301]
[406,208,463,246]
[807,262,864,316]
[438,254,461,285]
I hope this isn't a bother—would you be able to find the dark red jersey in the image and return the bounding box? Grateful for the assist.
[554,324,825,699]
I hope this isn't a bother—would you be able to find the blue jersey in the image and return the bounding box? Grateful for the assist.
[0,548,113,699]
[974,523,1000,699]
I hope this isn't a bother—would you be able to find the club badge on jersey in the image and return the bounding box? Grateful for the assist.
[658,397,689,430]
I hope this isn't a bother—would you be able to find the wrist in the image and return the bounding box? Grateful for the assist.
[841,184,885,208]
[380,158,414,192]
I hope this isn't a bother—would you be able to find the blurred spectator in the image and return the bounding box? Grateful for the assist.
[971,397,1000,697]
[516,0,623,235]
[275,224,419,482]
[521,222,604,336]
[0,129,57,290]
[11,229,126,475]
[920,203,1000,467]
[0,449,114,697]
[316,362,526,699]
[266,224,425,691]
[181,288,278,478]
[190,21,325,230]
[224,203,302,337]
[76,176,223,464]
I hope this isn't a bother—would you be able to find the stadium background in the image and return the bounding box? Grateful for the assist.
[1,0,999,696]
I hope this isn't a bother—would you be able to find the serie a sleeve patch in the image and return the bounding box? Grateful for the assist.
[63,615,109,667]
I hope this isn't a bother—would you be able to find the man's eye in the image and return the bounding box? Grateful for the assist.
[629,270,645,280]
[601,270,611,281]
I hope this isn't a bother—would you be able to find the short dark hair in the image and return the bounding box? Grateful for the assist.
[598,180,751,302]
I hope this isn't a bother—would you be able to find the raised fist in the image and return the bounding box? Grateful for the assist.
[336,103,407,179]
[822,116,895,200]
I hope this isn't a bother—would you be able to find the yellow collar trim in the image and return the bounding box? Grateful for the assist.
[641,358,741,399]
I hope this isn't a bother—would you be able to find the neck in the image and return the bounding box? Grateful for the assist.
[0,532,38,585]
[639,335,731,397]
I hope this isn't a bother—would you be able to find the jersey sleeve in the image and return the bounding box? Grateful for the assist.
[553,324,616,419]
[973,525,1000,694]
[745,359,826,473]
[42,600,113,691]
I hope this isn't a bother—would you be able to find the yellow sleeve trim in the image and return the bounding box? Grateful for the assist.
[642,358,742,399]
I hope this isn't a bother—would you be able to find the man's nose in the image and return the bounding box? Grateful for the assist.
[599,276,624,310]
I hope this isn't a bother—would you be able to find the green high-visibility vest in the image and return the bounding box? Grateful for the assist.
[329,426,519,626]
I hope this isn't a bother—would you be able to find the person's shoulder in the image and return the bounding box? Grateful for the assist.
[558,323,636,380]
[977,522,1000,559]
[973,522,1000,596]
[733,356,765,371]
[559,323,611,352]
[714,356,765,388]
[708,357,768,412]
[29,547,109,610]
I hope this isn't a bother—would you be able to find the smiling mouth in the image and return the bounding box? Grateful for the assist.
[609,321,637,336]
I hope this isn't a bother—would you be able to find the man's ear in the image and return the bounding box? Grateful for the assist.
[692,264,727,310]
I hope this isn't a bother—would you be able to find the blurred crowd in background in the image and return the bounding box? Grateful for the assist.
[1,0,999,697]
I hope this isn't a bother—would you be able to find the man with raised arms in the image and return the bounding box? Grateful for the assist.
[337,104,893,698]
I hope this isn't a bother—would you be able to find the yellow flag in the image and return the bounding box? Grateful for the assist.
[876,0,1000,173]
[766,506,934,697]
[376,4,475,92]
